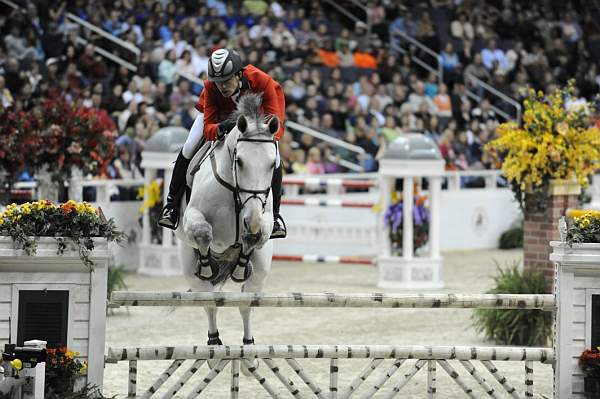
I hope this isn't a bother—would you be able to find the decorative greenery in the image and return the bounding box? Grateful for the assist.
[44,347,115,399]
[0,98,117,186]
[383,192,429,255]
[472,260,553,346]
[499,223,523,249]
[0,200,125,269]
[45,347,87,396]
[580,347,600,379]
[107,265,127,301]
[137,180,163,244]
[566,209,600,245]
[485,81,600,210]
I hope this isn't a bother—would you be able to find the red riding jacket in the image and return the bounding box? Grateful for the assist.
[195,64,285,141]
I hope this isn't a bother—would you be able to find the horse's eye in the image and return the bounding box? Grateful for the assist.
[237,159,243,168]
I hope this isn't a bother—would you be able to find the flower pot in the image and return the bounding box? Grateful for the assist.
[585,376,600,399]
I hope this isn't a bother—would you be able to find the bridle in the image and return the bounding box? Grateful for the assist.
[210,134,276,245]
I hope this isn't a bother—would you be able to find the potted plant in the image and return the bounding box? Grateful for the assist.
[383,192,429,256]
[580,347,600,398]
[485,81,600,212]
[0,200,125,268]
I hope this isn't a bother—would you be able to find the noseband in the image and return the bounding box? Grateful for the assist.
[210,135,276,245]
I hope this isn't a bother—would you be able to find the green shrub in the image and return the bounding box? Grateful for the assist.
[472,260,552,347]
[499,224,523,249]
[107,265,127,300]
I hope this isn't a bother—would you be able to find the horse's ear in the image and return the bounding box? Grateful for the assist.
[268,116,280,135]
[237,115,248,133]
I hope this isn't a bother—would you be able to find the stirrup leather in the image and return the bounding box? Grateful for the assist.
[231,251,253,283]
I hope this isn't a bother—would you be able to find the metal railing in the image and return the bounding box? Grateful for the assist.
[465,73,522,123]
[285,121,366,172]
[390,29,443,85]
[66,12,140,64]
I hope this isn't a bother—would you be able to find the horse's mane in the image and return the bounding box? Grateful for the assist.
[225,93,268,136]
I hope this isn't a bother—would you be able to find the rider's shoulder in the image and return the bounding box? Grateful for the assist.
[243,64,273,87]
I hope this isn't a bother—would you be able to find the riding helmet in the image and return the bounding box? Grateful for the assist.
[207,48,243,82]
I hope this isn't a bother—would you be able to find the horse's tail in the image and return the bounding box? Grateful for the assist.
[209,244,242,286]
[211,259,237,286]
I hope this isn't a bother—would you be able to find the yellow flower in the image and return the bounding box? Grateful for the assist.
[556,122,568,136]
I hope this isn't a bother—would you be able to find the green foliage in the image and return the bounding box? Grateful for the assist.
[45,384,115,399]
[499,224,523,249]
[0,201,125,269]
[107,265,127,300]
[472,260,553,346]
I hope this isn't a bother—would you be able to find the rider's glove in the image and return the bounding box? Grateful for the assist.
[218,120,236,138]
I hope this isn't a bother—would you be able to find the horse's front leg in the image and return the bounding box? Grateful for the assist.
[183,206,217,280]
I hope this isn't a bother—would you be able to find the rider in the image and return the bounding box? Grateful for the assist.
[158,48,287,239]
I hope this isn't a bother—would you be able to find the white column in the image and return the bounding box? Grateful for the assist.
[380,176,392,257]
[429,176,441,259]
[142,168,156,245]
[87,260,108,389]
[555,262,574,399]
[403,176,414,260]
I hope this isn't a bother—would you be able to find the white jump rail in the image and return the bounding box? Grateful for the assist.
[282,198,375,208]
[110,292,555,310]
[107,291,556,398]
[272,254,375,265]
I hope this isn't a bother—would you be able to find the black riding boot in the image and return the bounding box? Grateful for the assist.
[158,151,191,230]
[270,164,287,239]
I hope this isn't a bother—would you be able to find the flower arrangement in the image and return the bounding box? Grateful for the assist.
[0,98,117,186]
[565,209,600,245]
[485,81,600,210]
[383,193,429,255]
[0,200,125,268]
[580,347,600,398]
[137,180,163,244]
[45,347,87,396]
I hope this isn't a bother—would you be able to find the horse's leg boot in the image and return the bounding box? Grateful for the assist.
[195,249,218,281]
[231,251,253,283]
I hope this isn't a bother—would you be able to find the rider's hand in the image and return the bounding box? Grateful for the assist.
[218,120,236,138]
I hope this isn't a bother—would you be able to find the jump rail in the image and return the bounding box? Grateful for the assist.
[106,344,555,363]
[281,199,375,208]
[272,255,375,265]
[109,292,555,310]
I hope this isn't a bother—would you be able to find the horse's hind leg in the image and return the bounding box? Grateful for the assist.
[239,246,272,375]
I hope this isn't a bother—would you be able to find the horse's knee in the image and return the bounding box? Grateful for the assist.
[185,221,212,247]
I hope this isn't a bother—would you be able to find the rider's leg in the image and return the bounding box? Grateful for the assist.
[270,157,287,239]
[158,113,205,229]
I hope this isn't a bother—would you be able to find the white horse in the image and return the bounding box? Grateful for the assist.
[175,94,278,348]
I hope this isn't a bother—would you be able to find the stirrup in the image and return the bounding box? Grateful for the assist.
[231,251,253,283]
[157,204,179,230]
[270,214,287,239]
[195,249,218,281]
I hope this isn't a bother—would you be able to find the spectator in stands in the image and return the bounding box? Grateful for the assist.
[481,39,508,71]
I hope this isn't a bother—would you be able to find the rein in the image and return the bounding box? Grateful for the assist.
[209,136,276,245]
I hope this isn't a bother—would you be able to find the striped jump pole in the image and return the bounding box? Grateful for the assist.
[283,177,377,189]
[281,198,375,208]
[272,254,375,265]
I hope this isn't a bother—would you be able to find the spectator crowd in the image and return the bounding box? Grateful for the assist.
[1,0,599,184]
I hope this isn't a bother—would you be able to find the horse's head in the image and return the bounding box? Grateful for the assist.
[226,94,279,243]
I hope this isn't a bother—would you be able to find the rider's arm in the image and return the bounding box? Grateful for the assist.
[261,79,286,140]
[202,84,223,141]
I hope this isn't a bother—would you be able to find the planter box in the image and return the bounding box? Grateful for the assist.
[550,241,600,399]
[0,236,109,390]
[377,255,443,289]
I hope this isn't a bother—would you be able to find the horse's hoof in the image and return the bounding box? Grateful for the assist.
[207,331,223,370]
[241,337,256,376]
